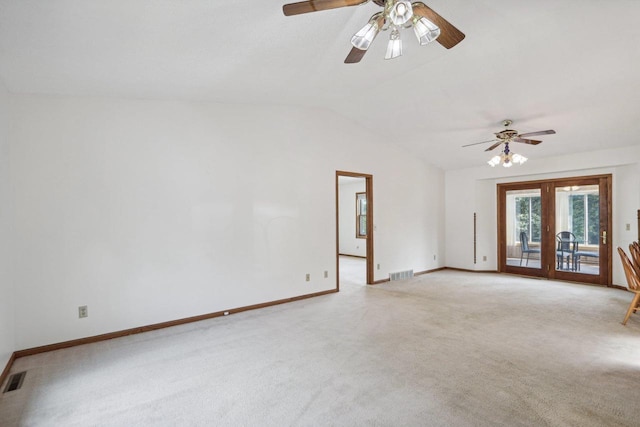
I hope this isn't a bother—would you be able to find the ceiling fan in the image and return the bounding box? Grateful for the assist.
[463,120,556,152]
[282,0,465,63]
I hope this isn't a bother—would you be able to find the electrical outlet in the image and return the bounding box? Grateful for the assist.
[324,270,328,278]
[377,263,380,270]
[626,223,631,231]
[433,255,436,260]
[305,274,310,282]
[483,256,487,262]
[78,305,88,318]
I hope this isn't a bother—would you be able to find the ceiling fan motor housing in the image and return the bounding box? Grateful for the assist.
[495,129,518,140]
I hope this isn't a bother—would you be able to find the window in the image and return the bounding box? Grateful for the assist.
[569,193,599,245]
[356,192,367,238]
[515,196,541,242]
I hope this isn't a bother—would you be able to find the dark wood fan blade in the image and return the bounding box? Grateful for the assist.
[485,141,503,152]
[518,130,556,138]
[283,0,367,16]
[513,137,542,145]
[461,139,498,148]
[345,47,367,64]
[412,2,465,49]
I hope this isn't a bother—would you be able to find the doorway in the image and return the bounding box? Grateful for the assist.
[498,175,612,286]
[336,171,374,289]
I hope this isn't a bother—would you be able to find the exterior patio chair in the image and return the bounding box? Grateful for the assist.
[556,231,578,271]
[519,231,540,266]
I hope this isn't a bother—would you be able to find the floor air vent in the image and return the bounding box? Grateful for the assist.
[4,371,26,393]
[389,270,414,281]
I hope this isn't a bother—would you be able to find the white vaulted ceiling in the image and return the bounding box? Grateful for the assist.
[1,0,639,169]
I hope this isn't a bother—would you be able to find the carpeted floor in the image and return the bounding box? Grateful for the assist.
[339,255,366,288]
[1,270,640,426]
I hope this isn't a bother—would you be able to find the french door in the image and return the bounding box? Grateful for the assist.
[498,175,612,286]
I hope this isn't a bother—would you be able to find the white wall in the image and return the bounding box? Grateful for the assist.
[378,163,444,273]
[9,95,446,349]
[338,179,366,257]
[445,145,640,286]
[0,80,14,369]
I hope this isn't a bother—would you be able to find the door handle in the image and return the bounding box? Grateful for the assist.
[601,231,607,244]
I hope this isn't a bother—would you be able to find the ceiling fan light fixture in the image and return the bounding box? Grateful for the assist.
[511,153,528,165]
[488,143,527,167]
[389,0,413,26]
[384,28,402,60]
[282,0,465,64]
[351,16,381,50]
[488,155,501,167]
[413,16,440,45]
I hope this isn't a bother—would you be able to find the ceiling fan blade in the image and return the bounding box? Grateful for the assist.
[513,137,542,145]
[518,130,556,138]
[345,47,367,64]
[412,2,465,49]
[283,0,367,16]
[461,139,498,148]
[485,141,503,152]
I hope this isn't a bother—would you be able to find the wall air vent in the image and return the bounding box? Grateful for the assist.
[389,270,414,281]
[3,371,26,393]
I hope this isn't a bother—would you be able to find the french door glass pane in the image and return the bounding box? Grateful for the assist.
[555,184,599,275]
[506,189,541,269]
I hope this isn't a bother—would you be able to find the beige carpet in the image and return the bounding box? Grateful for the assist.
[339,255,366,287]
[1,270,640,426]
